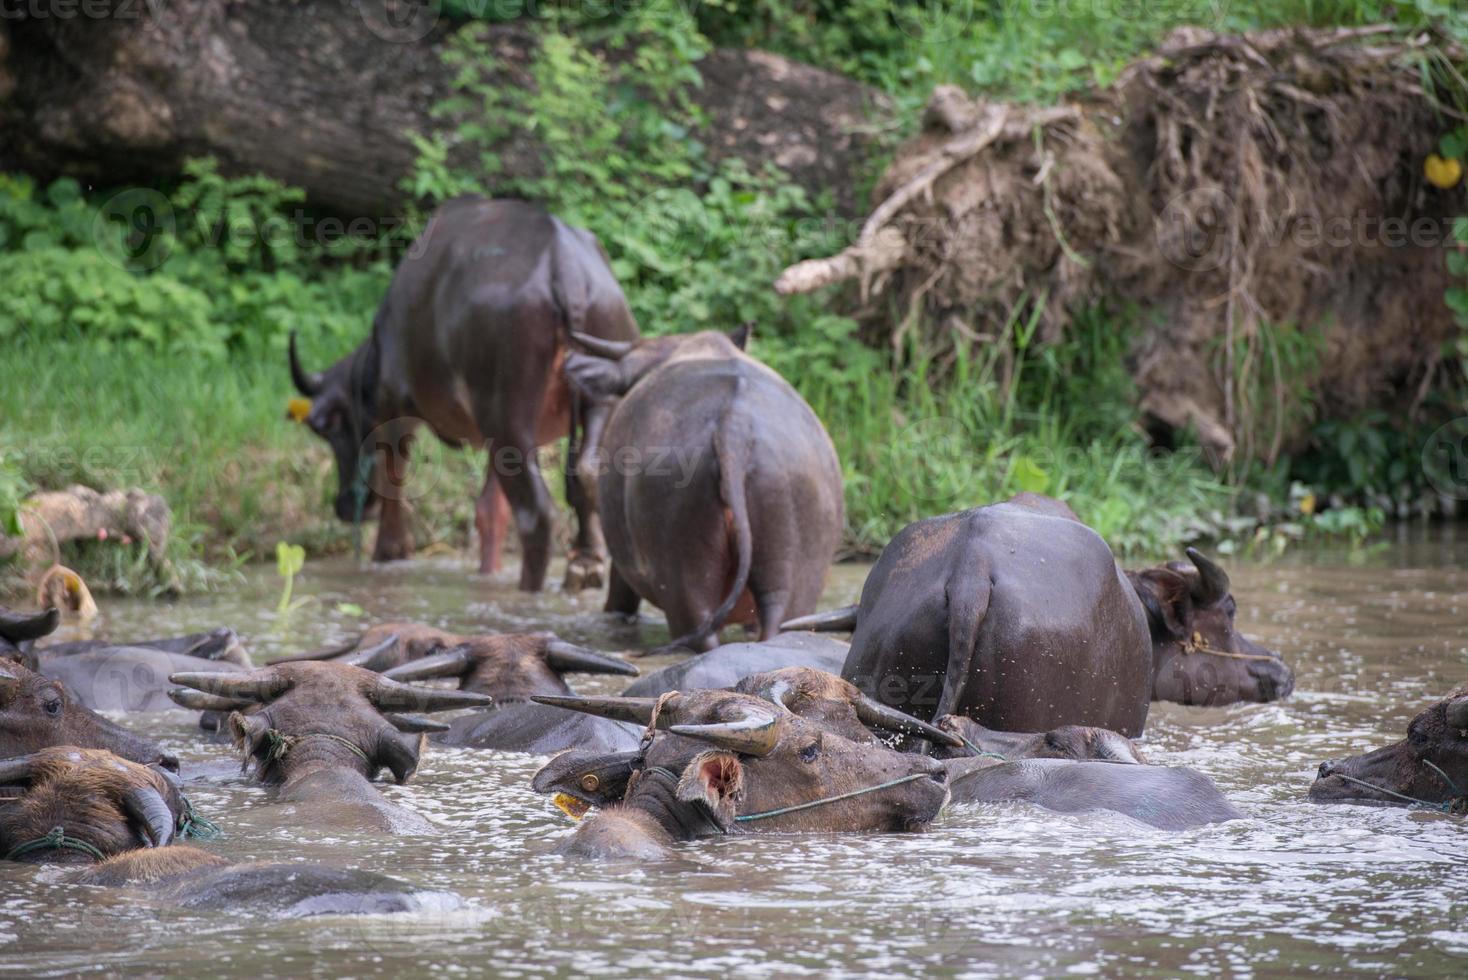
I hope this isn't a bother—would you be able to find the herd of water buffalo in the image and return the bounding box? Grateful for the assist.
[2,196,1463,915]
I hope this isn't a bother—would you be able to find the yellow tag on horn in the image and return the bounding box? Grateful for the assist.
[286,397,312,423]
[1425,154,1463,189]
[553,793,590,821]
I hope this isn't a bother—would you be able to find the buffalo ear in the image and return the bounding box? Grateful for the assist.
[676,750,745,829]
[728,322,753,350]
[1132,569,1193,639]
[375,729,425,785]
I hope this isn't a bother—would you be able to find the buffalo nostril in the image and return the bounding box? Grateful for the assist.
[1317,761,1334,779]
[928,768,948,784]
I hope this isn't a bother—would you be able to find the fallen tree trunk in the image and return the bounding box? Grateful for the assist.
[0,2,890,216]
[0,486,172,568]
[779,26,1468,466]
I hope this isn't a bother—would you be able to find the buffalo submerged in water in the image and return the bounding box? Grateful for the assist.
[287,196,640,591]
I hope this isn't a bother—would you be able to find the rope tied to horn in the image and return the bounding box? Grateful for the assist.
[258,729,371,769]
[1181,631,1280,662]
[4,825,107,863]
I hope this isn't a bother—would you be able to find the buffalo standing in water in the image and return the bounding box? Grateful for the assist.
[288,196,639,591]
[1309,688,1468,812]
[792,495,1153,736]
[565,328,844,651]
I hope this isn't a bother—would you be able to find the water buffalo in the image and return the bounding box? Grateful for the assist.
[380,631,637,694]
[39,628,250,667]
[933,715,1147,764]
[288,195,640,591]
[564,327,844,651]
[942,756,1242,830]
[1309,689,1468,812]
[169,661,490,833]
[621,632,849,698]
[531,688,950,860]
[789,497,1152,736]
[1128,549,1294,706]
[0,659,176,770]
[2,747,439,913]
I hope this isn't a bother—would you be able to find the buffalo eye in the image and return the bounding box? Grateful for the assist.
[799,740,821,763]
[42,692,63,717]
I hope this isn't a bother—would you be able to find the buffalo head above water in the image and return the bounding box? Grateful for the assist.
[1310,689,1468,812]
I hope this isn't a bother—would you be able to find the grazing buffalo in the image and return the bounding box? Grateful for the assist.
[1128,549,1294,706]
[933,716,1147,764]
[2,748,437,914]
[792,497,1152,736]
[565,328,843,651]
[0,659,176,770]
[288,196,640,591]
[941,756,1242,830]
[169,661,490,833]
[531,688,950,860]
[1309,688,1468,813]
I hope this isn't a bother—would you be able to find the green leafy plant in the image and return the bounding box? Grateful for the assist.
[275,541,308,614]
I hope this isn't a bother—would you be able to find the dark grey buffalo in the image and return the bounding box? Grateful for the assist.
[942,756,1242,830]
[289,196,640,591]
[565,328,843,651]
[621,633,849,697]
[791,495,1152,736]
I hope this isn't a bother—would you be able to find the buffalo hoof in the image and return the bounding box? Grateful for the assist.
[372,537,414,563]
[563,553,606,592]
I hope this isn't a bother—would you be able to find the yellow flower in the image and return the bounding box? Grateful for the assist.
[1299,491,1316,516]
[286,397,312,423]
[1425,154,1463,190]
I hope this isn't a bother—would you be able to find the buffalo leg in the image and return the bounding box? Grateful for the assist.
[497,441,554,592]
[373,495,414,561]
[563,397,609,591]
[604,563,641,619]
[475,467,511,576]
[754,591,789,642]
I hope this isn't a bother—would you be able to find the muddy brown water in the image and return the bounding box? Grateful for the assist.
[2,526,1465,977]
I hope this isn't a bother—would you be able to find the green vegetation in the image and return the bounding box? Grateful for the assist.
[5,0,1467,592]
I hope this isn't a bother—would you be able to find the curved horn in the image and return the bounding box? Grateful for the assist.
[167,688,254,713]
[531,694,664,726]
[543,641,640,677]
[0,754,37,786]
[0,606,60,642]
[369,676,493,713]
[570,331,635,361]
[1185,547,1230,605]
[852,694,964,748]
[382,713,451,734]
[288,331,324,397]
[123,787,177,849]
[381,645,475,683]
[167,670,289,703]
[669,705,783,758]
[781,605,859,633]
[341,633,401,673]
[1447,698,1468,731]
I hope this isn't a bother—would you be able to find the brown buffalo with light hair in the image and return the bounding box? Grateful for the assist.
[530,684,950,860]
[1,747,445,913]
[169,660,490,833]
[1310,689,1468,812]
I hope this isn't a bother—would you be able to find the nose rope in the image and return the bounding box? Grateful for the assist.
[260,729,371,768]
[1325,762,1467,814]
[4,826,107,863]
[734,772,933,823]
[954,735,1010,762]
[177,794,223,841]
[1182,632,1279,662]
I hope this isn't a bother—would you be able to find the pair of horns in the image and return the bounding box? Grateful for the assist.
[168,664,493,714]
[745,674,963,748]
[533,693,784,757]
[288,331,324,397]
[1183,548,1231,605]
[382,638,638,684]
[0,753,175,852]
[0,606,59,643]
[781,605,859,633]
